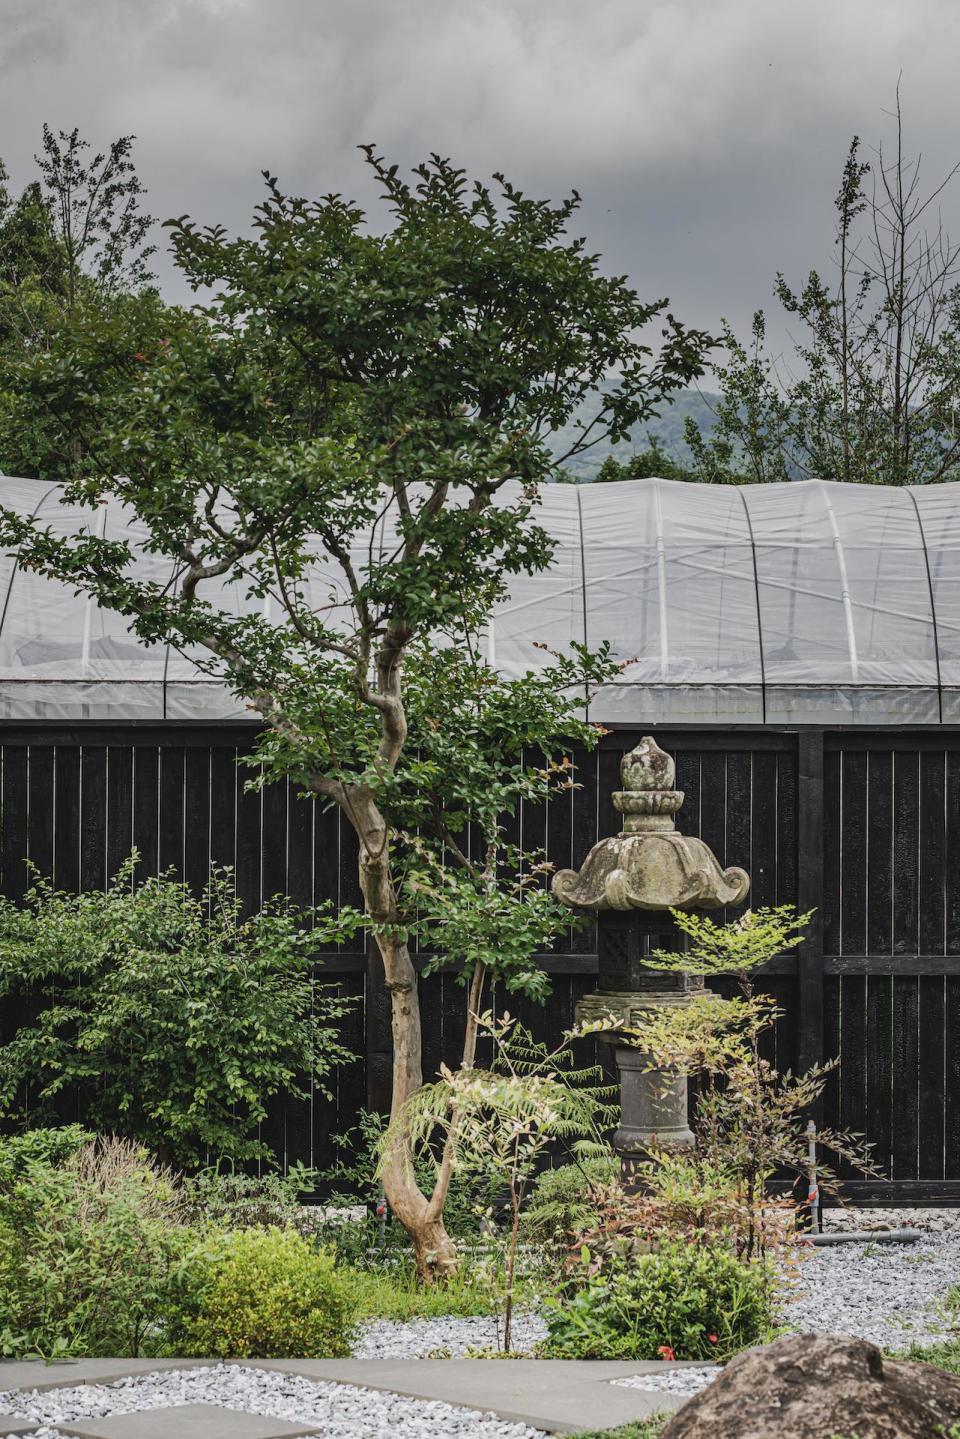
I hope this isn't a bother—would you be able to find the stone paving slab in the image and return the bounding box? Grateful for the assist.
[56,1405,321,1439]
[249,1358,694,1434]
[0,1357,710,1437]
[0,1361,216,1396]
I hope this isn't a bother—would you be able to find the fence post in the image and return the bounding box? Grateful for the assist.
[797,729,825,1075]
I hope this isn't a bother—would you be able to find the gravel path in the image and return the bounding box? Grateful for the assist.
[353,1313,548,1358]
[0,1366,549,1439]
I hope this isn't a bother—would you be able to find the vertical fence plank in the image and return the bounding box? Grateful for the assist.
[946,976,960,1179]
[106,747,134,881]
[866,750,893,956]
[840,751,867,956]
[918,975,946,1182]
[865,974,893,1179]
[79,747,107,891]
[1,747,29,902]
[132,746,159,881]
[750,749,778,910]
[183,747,211,894]
[158,747,185,878]
[209,746,237,876]
[920,750,947,957]
[53,747,81,892]
[838,975,868,1177]
[797,732,825,1076]
[892,751,920,955]
[891,975,920,1181]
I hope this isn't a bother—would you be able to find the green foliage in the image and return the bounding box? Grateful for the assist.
[568,1422,668,1439]
[0,145,712,1252]
[0,125,160,480]
[0,856,358,1167]
[541,1239,776,1361]
[0,1125,91,1185]
[350,1261,494,1320]
[386,1013,616,1345]
[630,907,877,1253]
[166,1226,358,1359]
[180,1166,326,1238]
[566,1156,797,1275]
[648,905,811,979]
[0,1136,193,1359]
[901,1336,960,1377]
[594,439,695,483]
[521,1155,619,1245]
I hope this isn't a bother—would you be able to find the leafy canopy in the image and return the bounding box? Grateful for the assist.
[0,149,713,997]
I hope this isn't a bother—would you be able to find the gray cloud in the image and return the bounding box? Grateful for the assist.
[2,0,960,354]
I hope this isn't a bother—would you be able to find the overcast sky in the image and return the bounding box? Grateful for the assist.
[3,0,960,363]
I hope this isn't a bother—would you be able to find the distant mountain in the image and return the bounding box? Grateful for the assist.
[543,386,721,481]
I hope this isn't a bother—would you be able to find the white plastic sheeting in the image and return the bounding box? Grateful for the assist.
[0,473,955,724]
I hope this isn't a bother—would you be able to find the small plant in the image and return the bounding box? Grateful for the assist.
[383,1012,616,1350]
[0,856,359,1167]
[541,1238,776,1361]
[630,907,879,1255]
[167,1226,358,1359]
[522,1154,619,1247]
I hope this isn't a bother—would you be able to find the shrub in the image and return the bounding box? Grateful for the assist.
[167,1226,358,1359]
[0,1125,91,1184]
[541,1239,776,1361]
[568,1156,797,1276]
[522,1155,619,1246]
[0,858,359,1167]
[0,1136,193,1358]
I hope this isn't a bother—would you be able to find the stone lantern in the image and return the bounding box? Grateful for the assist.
[552,736,750,1177]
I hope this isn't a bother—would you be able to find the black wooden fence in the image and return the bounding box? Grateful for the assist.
[0,720,958,1205]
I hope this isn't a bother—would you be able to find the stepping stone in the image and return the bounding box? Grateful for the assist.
[56,1405,320,1439]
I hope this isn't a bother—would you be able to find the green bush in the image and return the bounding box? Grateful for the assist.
[0,858,358,1167]
[522,1156,619,1245]
[0,1136,194,1358]
[168,1226,358,1359]
[541,1239,775,1361]
[0,1125,91,1185]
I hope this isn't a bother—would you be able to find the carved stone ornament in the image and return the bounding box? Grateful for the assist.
[552,736,750,913]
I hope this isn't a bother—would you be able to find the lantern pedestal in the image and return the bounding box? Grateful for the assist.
[553,736,750,1183]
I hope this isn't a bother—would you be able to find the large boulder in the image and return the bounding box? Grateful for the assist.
[661,1332,960,1439]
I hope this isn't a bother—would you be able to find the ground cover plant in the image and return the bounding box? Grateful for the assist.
[0,142,713,1276]
[0,857,357,1168]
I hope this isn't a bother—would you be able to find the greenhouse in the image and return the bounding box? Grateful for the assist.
[1,474,959,724]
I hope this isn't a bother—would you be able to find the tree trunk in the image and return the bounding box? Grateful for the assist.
[352,788,458,1280]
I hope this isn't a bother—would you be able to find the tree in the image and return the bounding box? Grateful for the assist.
[0,126,160,479]
[0,148,713,1276]
[594,437,695,482]
[687,95,960,484]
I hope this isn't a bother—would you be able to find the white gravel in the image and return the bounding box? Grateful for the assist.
[782,1232,960,1350]
[0,1366,549,1439]
[352,1313,548,1358]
